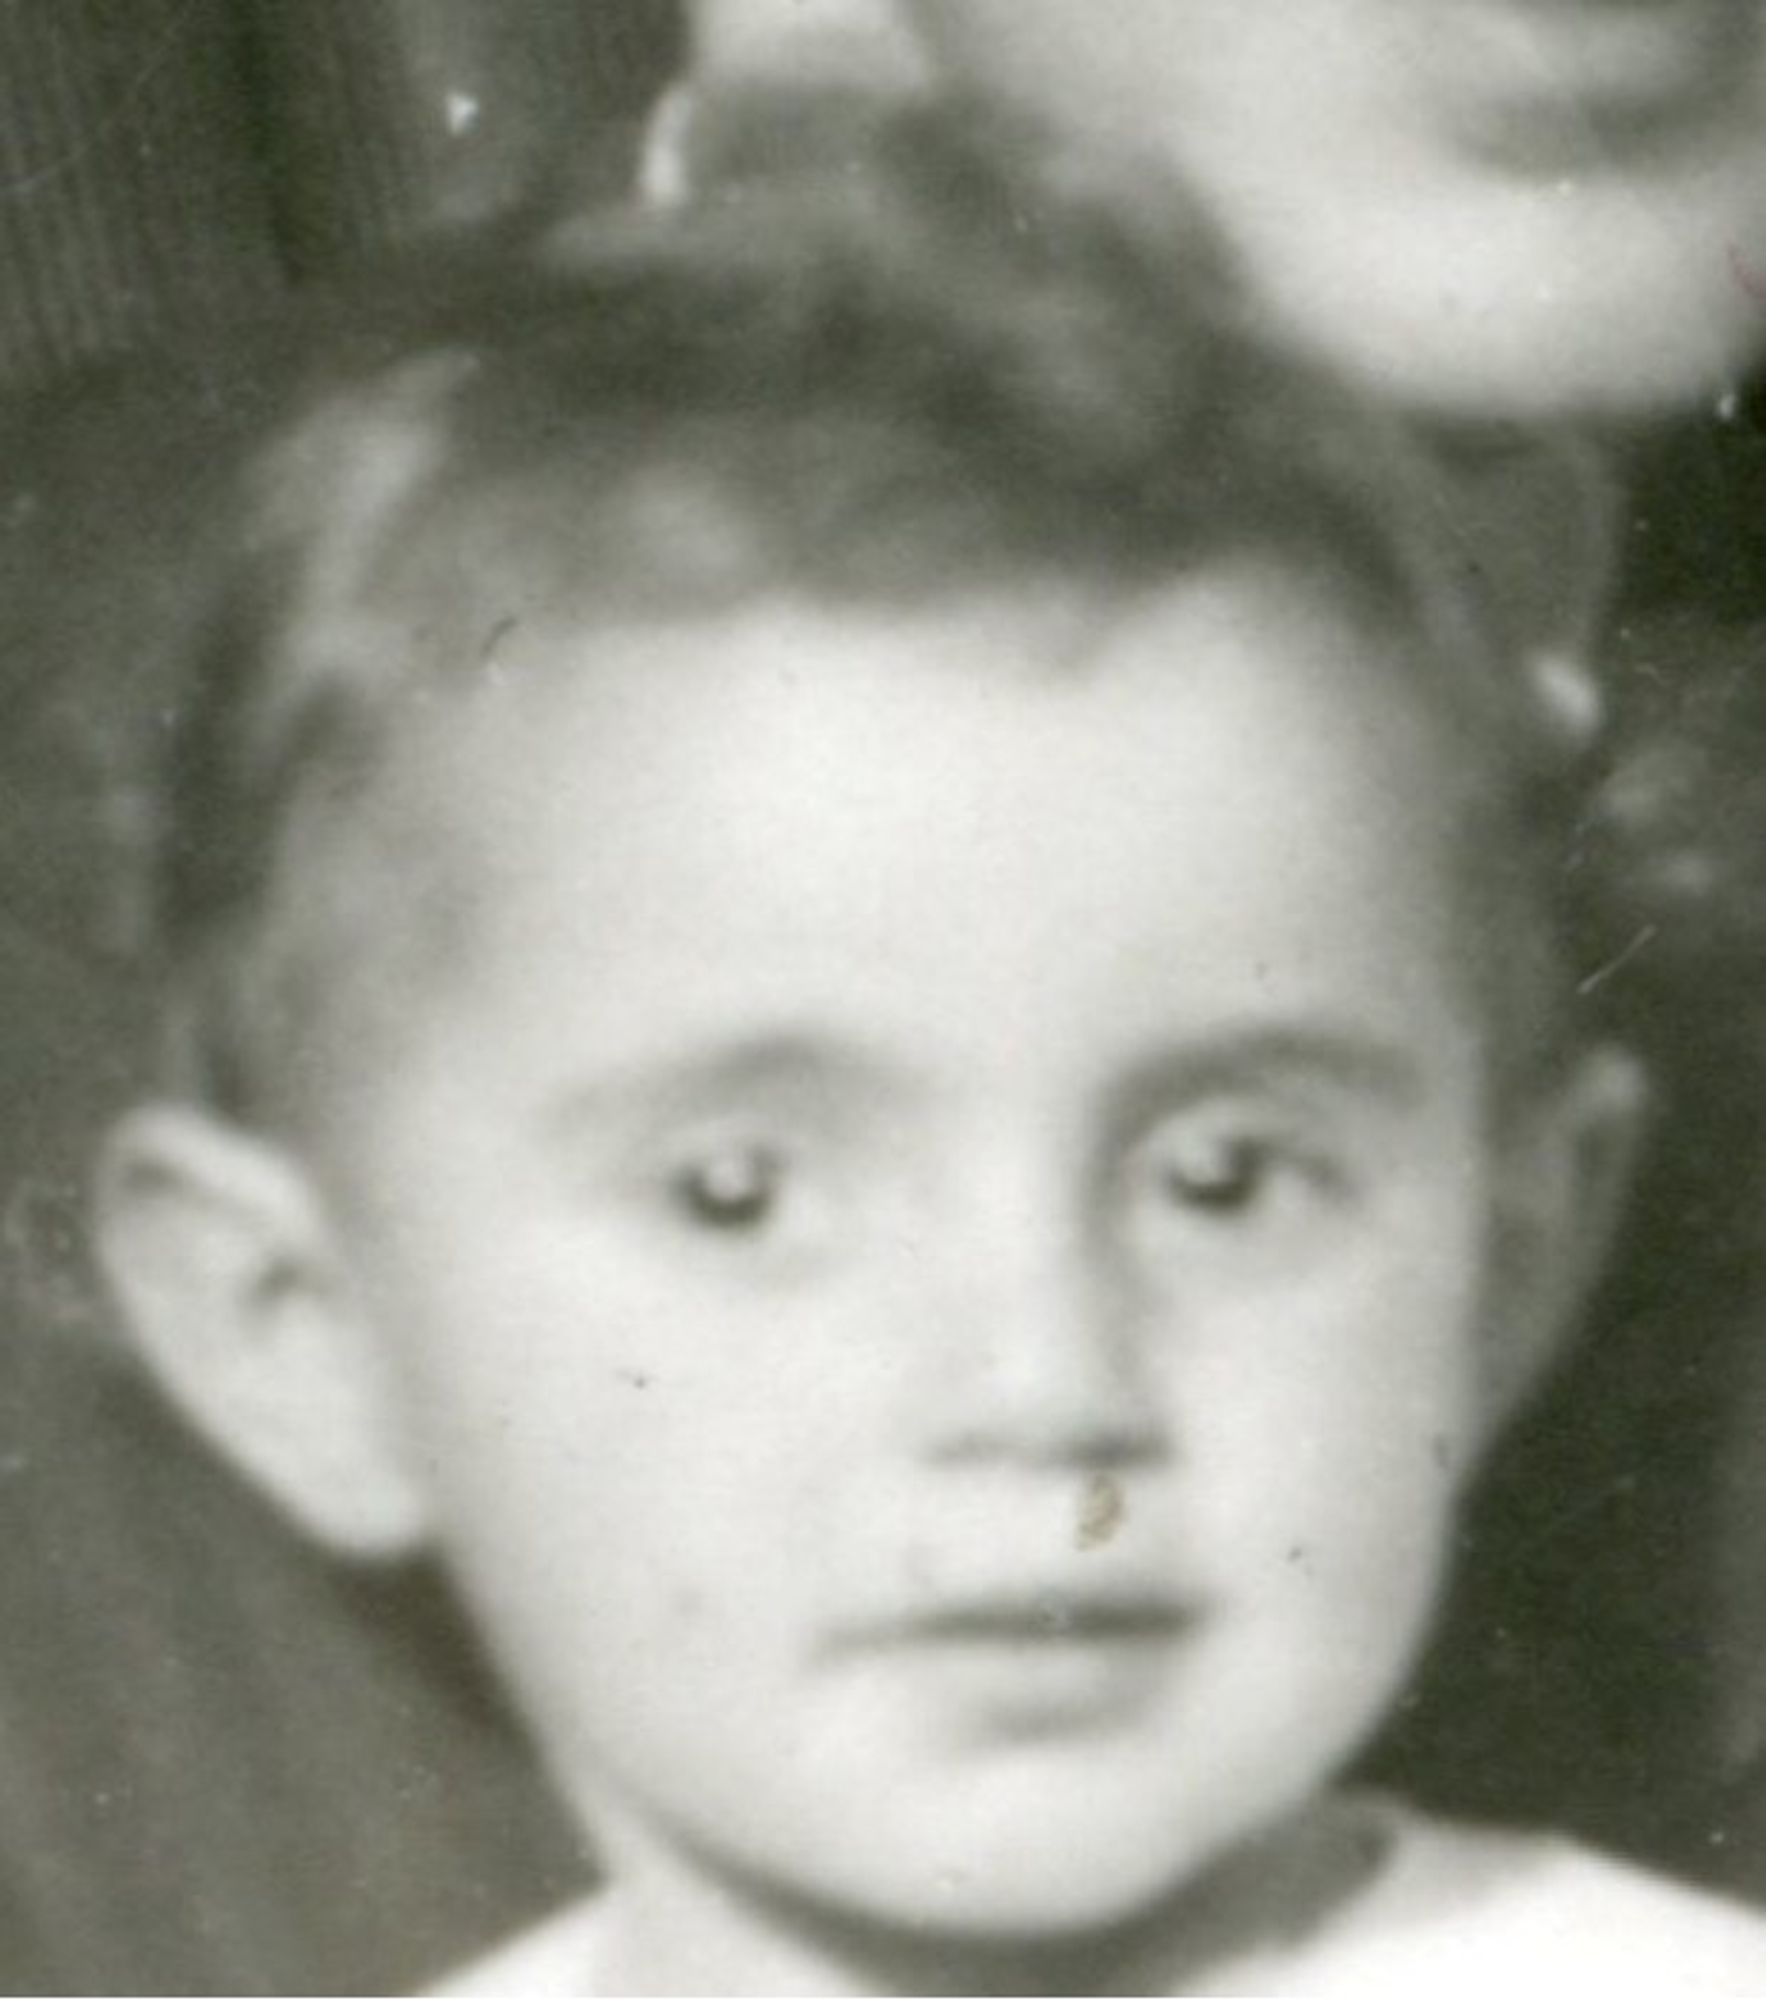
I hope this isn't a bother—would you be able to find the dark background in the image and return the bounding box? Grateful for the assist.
[0,5,675,1990]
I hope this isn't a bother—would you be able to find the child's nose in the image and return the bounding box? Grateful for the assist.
[922,1208,1169,1471]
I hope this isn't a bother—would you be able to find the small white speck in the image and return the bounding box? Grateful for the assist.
[1719,389,1741,423]
[446,92,480,136]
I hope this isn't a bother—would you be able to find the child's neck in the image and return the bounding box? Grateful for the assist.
[589,1795,1389,1997]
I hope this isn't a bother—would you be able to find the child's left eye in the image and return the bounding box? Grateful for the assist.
[1130,1109,1339,1234]
[1155,1129,1272,1215]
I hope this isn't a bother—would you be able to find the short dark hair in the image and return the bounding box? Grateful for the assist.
[136,89,1609,1121]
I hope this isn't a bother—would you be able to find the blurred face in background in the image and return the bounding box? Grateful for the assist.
[900,0,1766,419]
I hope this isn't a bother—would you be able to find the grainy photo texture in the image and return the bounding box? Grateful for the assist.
[4,4,1766,1993]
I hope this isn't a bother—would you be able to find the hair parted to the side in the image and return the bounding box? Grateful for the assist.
[128,86,1671,1125]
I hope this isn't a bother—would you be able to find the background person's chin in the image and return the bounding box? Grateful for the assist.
[1245,165,1766,418]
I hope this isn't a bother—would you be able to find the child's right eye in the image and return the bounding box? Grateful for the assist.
[665,1141,789,1236]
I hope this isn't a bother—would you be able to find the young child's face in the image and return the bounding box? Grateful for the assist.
[903,0,1766,417]
[268,565,1582,1936]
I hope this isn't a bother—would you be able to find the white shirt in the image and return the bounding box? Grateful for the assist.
[434,1797,1766,1996]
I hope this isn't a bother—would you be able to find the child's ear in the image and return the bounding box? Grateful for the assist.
[1480,1044,1647,1440]
[93,1105,431,1561]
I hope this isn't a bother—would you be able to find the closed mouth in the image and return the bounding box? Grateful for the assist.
[833,1591,1200,1656]
[825,1590,1208,1737]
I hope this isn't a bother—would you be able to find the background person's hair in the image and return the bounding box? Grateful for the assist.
[123,87,1684,1129]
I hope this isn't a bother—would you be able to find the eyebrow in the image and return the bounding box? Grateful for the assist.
[1105,1028,1431,1125]
[539,1033,908,1142]
[539,1022,1431,1148]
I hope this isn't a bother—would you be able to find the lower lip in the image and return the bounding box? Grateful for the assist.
[1440,0,1761,168]
[879,1619,1199,1733]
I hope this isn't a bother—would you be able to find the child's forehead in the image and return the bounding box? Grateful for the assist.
[309,546,1464,952]
[356,556,1444,851]
[356,491,1403,715]
[262,556,1503,1148]
[293,560,1480,1127]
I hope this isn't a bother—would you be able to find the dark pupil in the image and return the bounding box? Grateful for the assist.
[1169,1136,1260,1211]
[682,1151,777,1229]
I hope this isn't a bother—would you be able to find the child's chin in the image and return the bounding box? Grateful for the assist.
[774,1795,1261,1944]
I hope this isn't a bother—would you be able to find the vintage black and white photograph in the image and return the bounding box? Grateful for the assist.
[4,3,1766,1992]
